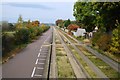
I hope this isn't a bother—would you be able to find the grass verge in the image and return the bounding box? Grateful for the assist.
[90,46,120,63]
[2,44,27,64]
[77,45,120,78]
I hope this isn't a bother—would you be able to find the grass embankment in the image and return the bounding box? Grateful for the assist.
[2,44,27,64]
[90,46,120,63]
[55,36,75,78]
[77,45,120,78]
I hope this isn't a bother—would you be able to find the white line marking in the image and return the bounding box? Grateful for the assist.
[35,59,38,64]
[37,67,44,69]
[39,49,41,52]
[38,53,41,57]
[31,67,36,77]
[34,74,42,77]
[38,62,45,64]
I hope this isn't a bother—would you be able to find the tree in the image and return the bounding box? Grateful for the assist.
[73,2,120,33]
[110,21,120,54]
[64,19,71,28]
[92,2,120,33]
[55,19,64,28]
[16,15,23,29]
[73,2,96,32]
[8,23,15,31]
[26,19,32,28]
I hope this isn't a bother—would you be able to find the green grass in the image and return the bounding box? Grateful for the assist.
[90,46,120,63]
[55,36,75,78]
[56,49,75,78]
[76,36,85,42]
[2,44,27,64]
[57,56,75,78]
[77,45,120,78]
[56,50,67,56]
[89,56,119,78]
[4,31,15,34]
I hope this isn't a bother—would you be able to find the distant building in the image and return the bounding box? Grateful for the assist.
[73,28,86,37]
[67,24,80,35]
[67,24,79,31]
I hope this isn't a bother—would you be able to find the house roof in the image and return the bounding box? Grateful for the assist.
[67,24,80,30]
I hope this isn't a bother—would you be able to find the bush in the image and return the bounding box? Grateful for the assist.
[92,31,111,51]
[110,28,120,54]
[97,34,111,51]
[28,27,37,39]
[2,33,15,55]
[14,28,30,44]
[40,24,50,32]
[92,31,103,46]
[35,27,43,36]
[28,27,44,39]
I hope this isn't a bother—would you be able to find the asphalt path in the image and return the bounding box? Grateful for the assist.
[2,27,52,78]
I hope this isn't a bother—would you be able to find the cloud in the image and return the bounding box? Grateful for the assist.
[2,3,54,10]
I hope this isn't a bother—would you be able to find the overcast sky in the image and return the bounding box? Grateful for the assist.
[1,1,76,23]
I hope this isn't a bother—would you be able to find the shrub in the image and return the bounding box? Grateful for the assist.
[110,28,120,54]
[92,31,111,51]
[40,24,50,32]
[14,28,30,44]
[91,31,103,46]
[2,33,15,55]
[35,27,43,36]
[96,34,111,51]
[28,27,37,39]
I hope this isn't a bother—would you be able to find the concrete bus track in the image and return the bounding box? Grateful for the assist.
[57,28,108,79]
[60,28,120,73]
[54,27,92,79]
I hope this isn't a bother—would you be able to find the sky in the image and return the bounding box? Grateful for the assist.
[1,0,76,23]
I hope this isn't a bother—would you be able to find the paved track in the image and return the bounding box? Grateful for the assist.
[2,27,52,78]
